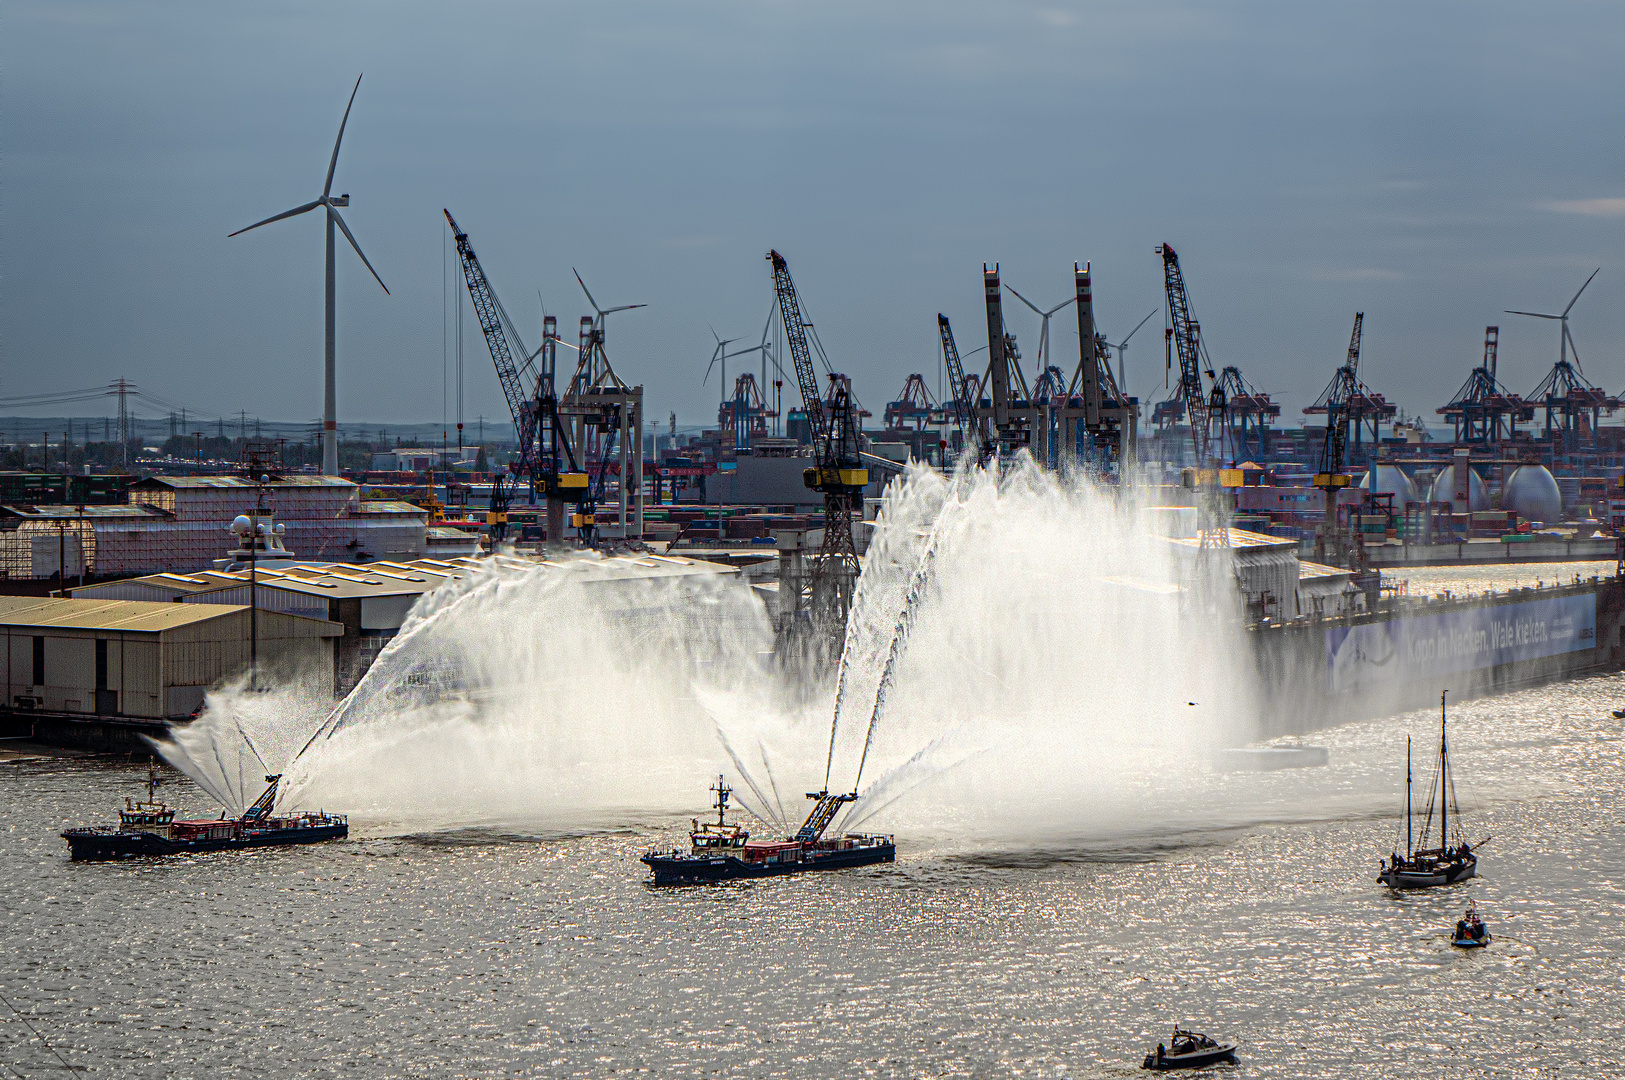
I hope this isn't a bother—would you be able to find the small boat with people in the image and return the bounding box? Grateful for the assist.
[1452,901,1492,948]
[61,766,347,861]
[641,776,895,885]
[1142,1026,1239,1071]
[1378,691,1486,890]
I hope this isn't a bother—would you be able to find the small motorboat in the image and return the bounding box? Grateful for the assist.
[1611,708,1625,720]
[1142,1026,1238,1071]
[1451,901,1492,948]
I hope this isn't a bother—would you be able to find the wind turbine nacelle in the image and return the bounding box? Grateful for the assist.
[330,194,349,206]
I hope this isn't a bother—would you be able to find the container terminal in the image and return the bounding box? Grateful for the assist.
[4,244,1625,752]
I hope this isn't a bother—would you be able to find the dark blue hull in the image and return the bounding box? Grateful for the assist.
[62,823,348,861]
[642,841,895,884]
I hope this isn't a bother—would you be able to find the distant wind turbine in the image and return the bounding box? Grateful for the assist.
[230,74,388,477]
[704,327,766,412]
[1506,267,1602,376]
[1105,308,1160,393]
[1004,283,1074,369]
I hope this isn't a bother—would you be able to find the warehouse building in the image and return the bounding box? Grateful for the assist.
[0,597,340,722]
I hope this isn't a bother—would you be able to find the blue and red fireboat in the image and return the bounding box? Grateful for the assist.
[641,776,894,884]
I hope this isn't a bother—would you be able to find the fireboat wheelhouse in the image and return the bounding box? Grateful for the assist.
[641,777,894,884]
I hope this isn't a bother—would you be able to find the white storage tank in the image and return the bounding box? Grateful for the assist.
[1362,464,1417,505]
[1501,464,1563,524]
[1427,464,1489,512]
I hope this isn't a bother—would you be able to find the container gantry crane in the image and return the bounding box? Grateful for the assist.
[768,250,867,655]
[444,209,588,543]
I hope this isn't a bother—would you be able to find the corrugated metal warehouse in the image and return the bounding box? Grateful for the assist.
[0,597,340,720]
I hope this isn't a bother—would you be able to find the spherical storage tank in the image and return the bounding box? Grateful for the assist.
[1501,464,1562,524]
[1427,464,1489,511]
[1362,465,1417,505]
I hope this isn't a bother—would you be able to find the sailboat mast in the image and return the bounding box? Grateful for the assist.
[1405,736,1412,856]
[1439,691,1448,850]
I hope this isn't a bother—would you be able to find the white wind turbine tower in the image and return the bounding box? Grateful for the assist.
[1105,308,1160,394]
[1004,283,1074,370]
[230,75,389,477]
[1505,267,1602,374]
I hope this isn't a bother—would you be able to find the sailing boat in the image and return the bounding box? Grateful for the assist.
[1378,690,1481,889]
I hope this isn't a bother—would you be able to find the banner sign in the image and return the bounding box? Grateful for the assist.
[1325,592,1595,694]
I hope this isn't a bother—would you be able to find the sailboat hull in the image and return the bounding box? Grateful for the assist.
[1378,855,1476,889]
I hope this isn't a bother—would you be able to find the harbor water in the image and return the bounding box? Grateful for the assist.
[4,673,1623,1078]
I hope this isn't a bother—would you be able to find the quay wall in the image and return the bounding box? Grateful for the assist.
[1251,576,1625,734]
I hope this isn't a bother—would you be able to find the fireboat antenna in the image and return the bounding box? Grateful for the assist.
[711,774,731,826]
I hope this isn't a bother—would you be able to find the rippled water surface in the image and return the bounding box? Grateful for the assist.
[4,675,1624,1078]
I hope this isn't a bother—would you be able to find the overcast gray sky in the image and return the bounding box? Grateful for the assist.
[4,1,1624,435]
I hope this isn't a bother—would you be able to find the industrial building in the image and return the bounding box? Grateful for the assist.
[0,596,340,720]
[0,475,457,580]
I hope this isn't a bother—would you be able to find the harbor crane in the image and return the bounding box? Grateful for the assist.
[1438,327,1533,444]
[1309,312,1367,567]
[1068,262,1136,469]
[444,209,587,543]
[1158,244,1223,468]
[937,314,986,465]
[981,264,1033,458]
[768,250,867,657]
[1158,243,1227,544]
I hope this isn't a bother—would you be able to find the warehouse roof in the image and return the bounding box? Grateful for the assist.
[0,504,168,521]
[0,596,311,633]
[129,475,358,491]
[71,552,734,607]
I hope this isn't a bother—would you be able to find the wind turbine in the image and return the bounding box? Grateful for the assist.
[1004,284,1074,370]
[573,270,645,374]
[704,328,766,413]
[230,74,389,477]
[1506,267,1602,375]
[1105,308,1160,393]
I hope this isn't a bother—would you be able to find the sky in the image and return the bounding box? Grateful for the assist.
[4,1,1625,436]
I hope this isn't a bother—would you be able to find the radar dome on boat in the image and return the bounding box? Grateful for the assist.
[1427,464,1488,511]
[1363,464,1416,504]
[1502,464,1562,523]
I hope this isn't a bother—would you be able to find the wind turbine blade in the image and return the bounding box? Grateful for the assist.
[573,269,601,315]
[1004,284,1043,315]
[1504,310,1560,320]
[602,303,647,315]
[1121,308,1159,345]
[1043,298,1074,317]
[327,205,389,294]
[228,200,322,237]
[324,75,363,199]
[1563,267,1601,317]
[1565,323,1584,375]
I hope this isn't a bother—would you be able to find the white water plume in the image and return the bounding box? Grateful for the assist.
[817,457,1260,845]
[275,553,785,829]
[154,461,1264,847]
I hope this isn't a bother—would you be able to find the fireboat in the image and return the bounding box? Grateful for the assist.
[641,776,895,884]
[61,766,347,861]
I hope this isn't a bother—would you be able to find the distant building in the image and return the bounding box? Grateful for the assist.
[0,475,433,580]
[369,447,479,472]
